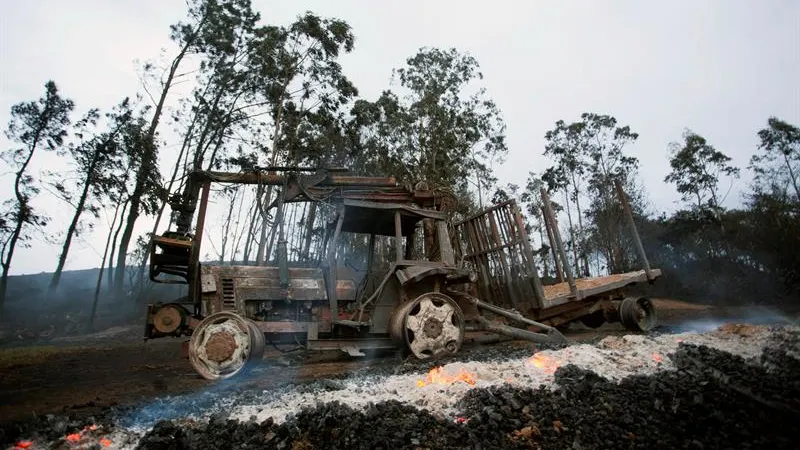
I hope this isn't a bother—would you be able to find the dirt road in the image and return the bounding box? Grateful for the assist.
[0,299,789,424]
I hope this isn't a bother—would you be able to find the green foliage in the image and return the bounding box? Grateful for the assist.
[665,130,740,211]
[751,117,800,200]
[349,47,507,210]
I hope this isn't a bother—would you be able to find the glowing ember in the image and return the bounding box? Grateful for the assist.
[527,352,562,374]
[416,366,477,387]
[14,441,33,449]
[100,437,113,447]
[652,353,664,363]
[65,433,81,442]
[87,424,98,431]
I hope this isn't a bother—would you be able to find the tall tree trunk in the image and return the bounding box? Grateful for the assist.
[255,86,288,263]
[569,173,589,276]
[48,153,100,295]
[242,187,261,263]
[301,203,317,262]
[783,153,800,200]
[107,198,130,291]
[562,188,579,275]
[0,123,45,309]
[113,31,199,299]
[89,199,124,330]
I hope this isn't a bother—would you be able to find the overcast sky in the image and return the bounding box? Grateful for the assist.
[1,0,799,275]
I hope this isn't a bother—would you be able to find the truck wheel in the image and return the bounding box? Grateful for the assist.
[188,312,265,380]
[389,292,465,360]
[619,297,657,332]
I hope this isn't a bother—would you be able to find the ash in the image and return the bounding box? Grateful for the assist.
[227,324,777,424]
[131,323,799,450]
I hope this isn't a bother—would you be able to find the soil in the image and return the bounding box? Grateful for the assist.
[0,298,795,448]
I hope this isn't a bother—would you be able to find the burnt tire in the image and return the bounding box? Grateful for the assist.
[188,312,265,380]
[619,297,657,331]
[579,310,606,329]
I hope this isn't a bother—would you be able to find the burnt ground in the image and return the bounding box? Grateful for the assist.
[0,299,796,448]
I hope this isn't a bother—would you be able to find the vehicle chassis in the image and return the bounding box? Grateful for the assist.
[144,168,661,380]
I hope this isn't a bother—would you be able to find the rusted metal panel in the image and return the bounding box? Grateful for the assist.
[254,321,311,333]
[335,280,357,301]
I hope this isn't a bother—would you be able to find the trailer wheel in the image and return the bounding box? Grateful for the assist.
[580,310,606,329]
[619,297,657,332]
[389,292,465,360]
[188,312,265,380]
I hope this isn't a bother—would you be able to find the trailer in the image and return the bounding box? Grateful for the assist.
[144,168,661,379]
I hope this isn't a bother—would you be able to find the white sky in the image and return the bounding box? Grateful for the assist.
[1,0,799,275]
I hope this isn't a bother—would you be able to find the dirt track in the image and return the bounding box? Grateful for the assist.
[0,299,789,424]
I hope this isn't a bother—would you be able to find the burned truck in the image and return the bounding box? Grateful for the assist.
[145,168,661,380]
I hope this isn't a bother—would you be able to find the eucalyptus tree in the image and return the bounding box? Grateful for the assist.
[665,130,739,212]
[0,81,74,310]
[47,99,137,294]
[115,0,255,297]
[248,12,358,263]
[751,117,800,201]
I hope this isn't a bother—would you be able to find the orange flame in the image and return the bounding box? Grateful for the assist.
[527,352,561,374]
[65,433,81,443]
[416,366,477,387]
[14,441,33,449]
[652,353,664,363]
[100,437,113,447]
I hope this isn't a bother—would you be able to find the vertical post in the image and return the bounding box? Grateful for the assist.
[487,209,518,310]
[327,205,345,323]
[367,233,376,272]
[510,201,546,308]
[542,206,565,283]
[188,181,211,307]
[436,221,455,265]
[540,188,577,298]
[613,178,653,281]
[274,189,289,288]
[394,211,403,263]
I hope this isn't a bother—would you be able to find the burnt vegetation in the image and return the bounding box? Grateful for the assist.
[0,0,798,339]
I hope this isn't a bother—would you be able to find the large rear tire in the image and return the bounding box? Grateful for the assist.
[389,292,465,360]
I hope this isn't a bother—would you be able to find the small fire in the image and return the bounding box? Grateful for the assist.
[14,441,33,449]
[652,353,664,363]
[61,424,111,447]
[416,366,477,387]
[527,352,562,374]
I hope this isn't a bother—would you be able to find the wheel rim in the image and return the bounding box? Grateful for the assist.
[620,297,657,331]
[188,312,264,380]
[391,292,465,359]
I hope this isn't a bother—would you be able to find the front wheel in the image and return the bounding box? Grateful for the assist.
[389,292,465,360]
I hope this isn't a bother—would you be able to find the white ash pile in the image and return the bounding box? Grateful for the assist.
[131,323,799,450]
[228,323,778,424]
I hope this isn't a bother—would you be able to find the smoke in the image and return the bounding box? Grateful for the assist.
[0,267,185,343]
[668,305,797,333]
